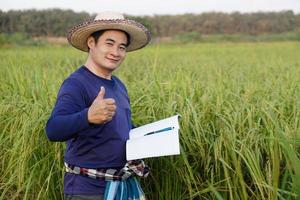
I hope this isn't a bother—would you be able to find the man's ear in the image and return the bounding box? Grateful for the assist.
[87,36,95,49]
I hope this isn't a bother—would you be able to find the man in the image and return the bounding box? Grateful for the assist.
[45,11,151,200]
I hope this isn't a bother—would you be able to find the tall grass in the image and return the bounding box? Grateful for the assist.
[0,42,300,199]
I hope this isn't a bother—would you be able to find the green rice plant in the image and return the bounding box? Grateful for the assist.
[0,42,300,199]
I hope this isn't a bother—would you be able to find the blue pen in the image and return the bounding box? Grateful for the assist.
[144,127,174,136]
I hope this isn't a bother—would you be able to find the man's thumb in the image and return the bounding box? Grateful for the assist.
[97,86,105,99]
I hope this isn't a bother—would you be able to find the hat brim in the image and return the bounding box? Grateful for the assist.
[67,19,151,52]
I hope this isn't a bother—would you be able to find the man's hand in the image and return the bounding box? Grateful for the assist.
[88,86,116,124]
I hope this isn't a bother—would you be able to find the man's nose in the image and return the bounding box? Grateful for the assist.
[110,47,120,57]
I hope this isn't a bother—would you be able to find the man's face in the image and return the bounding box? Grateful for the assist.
[87,30,128,74]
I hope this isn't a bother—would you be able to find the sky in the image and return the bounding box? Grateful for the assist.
[1,0,300,16]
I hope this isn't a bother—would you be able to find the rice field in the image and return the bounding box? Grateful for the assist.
[0,42,300,199]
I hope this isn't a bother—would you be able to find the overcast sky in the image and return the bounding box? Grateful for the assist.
[2,0,300,16]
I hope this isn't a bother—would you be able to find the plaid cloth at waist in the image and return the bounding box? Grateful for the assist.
[65,159,150,181]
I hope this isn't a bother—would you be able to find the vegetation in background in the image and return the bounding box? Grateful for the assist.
[0,33,47,47]
[1,9,300,39]
[0,42,300,199]
[0,9,90,37]
[173,32,300,43]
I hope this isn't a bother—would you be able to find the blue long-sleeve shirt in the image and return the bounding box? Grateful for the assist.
[46,66,132,195]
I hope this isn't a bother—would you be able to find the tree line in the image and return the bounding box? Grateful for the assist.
[0,9,299,38]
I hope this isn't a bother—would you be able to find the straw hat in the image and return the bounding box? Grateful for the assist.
[67,11,151,52]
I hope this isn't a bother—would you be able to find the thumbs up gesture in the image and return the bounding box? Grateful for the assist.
[87,86,117,124]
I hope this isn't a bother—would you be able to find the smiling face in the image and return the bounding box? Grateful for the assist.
[85,29,128,79]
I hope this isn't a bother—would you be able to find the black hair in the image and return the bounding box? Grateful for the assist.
[90,29,131,47]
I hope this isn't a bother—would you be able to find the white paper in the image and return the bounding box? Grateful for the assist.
[129,115,180,139]
[126,115,180,160]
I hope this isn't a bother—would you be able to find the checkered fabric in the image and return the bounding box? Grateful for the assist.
[65,159,150,181]
[65,160,150,200]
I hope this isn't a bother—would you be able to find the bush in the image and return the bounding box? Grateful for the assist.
[0,33,45,47]
[173,32,202,43]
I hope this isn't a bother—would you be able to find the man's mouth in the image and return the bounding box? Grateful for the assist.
[106,57,119,63]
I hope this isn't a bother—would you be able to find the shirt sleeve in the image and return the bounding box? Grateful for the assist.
[45,78,90,142]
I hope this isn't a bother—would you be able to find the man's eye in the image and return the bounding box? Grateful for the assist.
[106,42,113,46]
[119,46,126,51]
